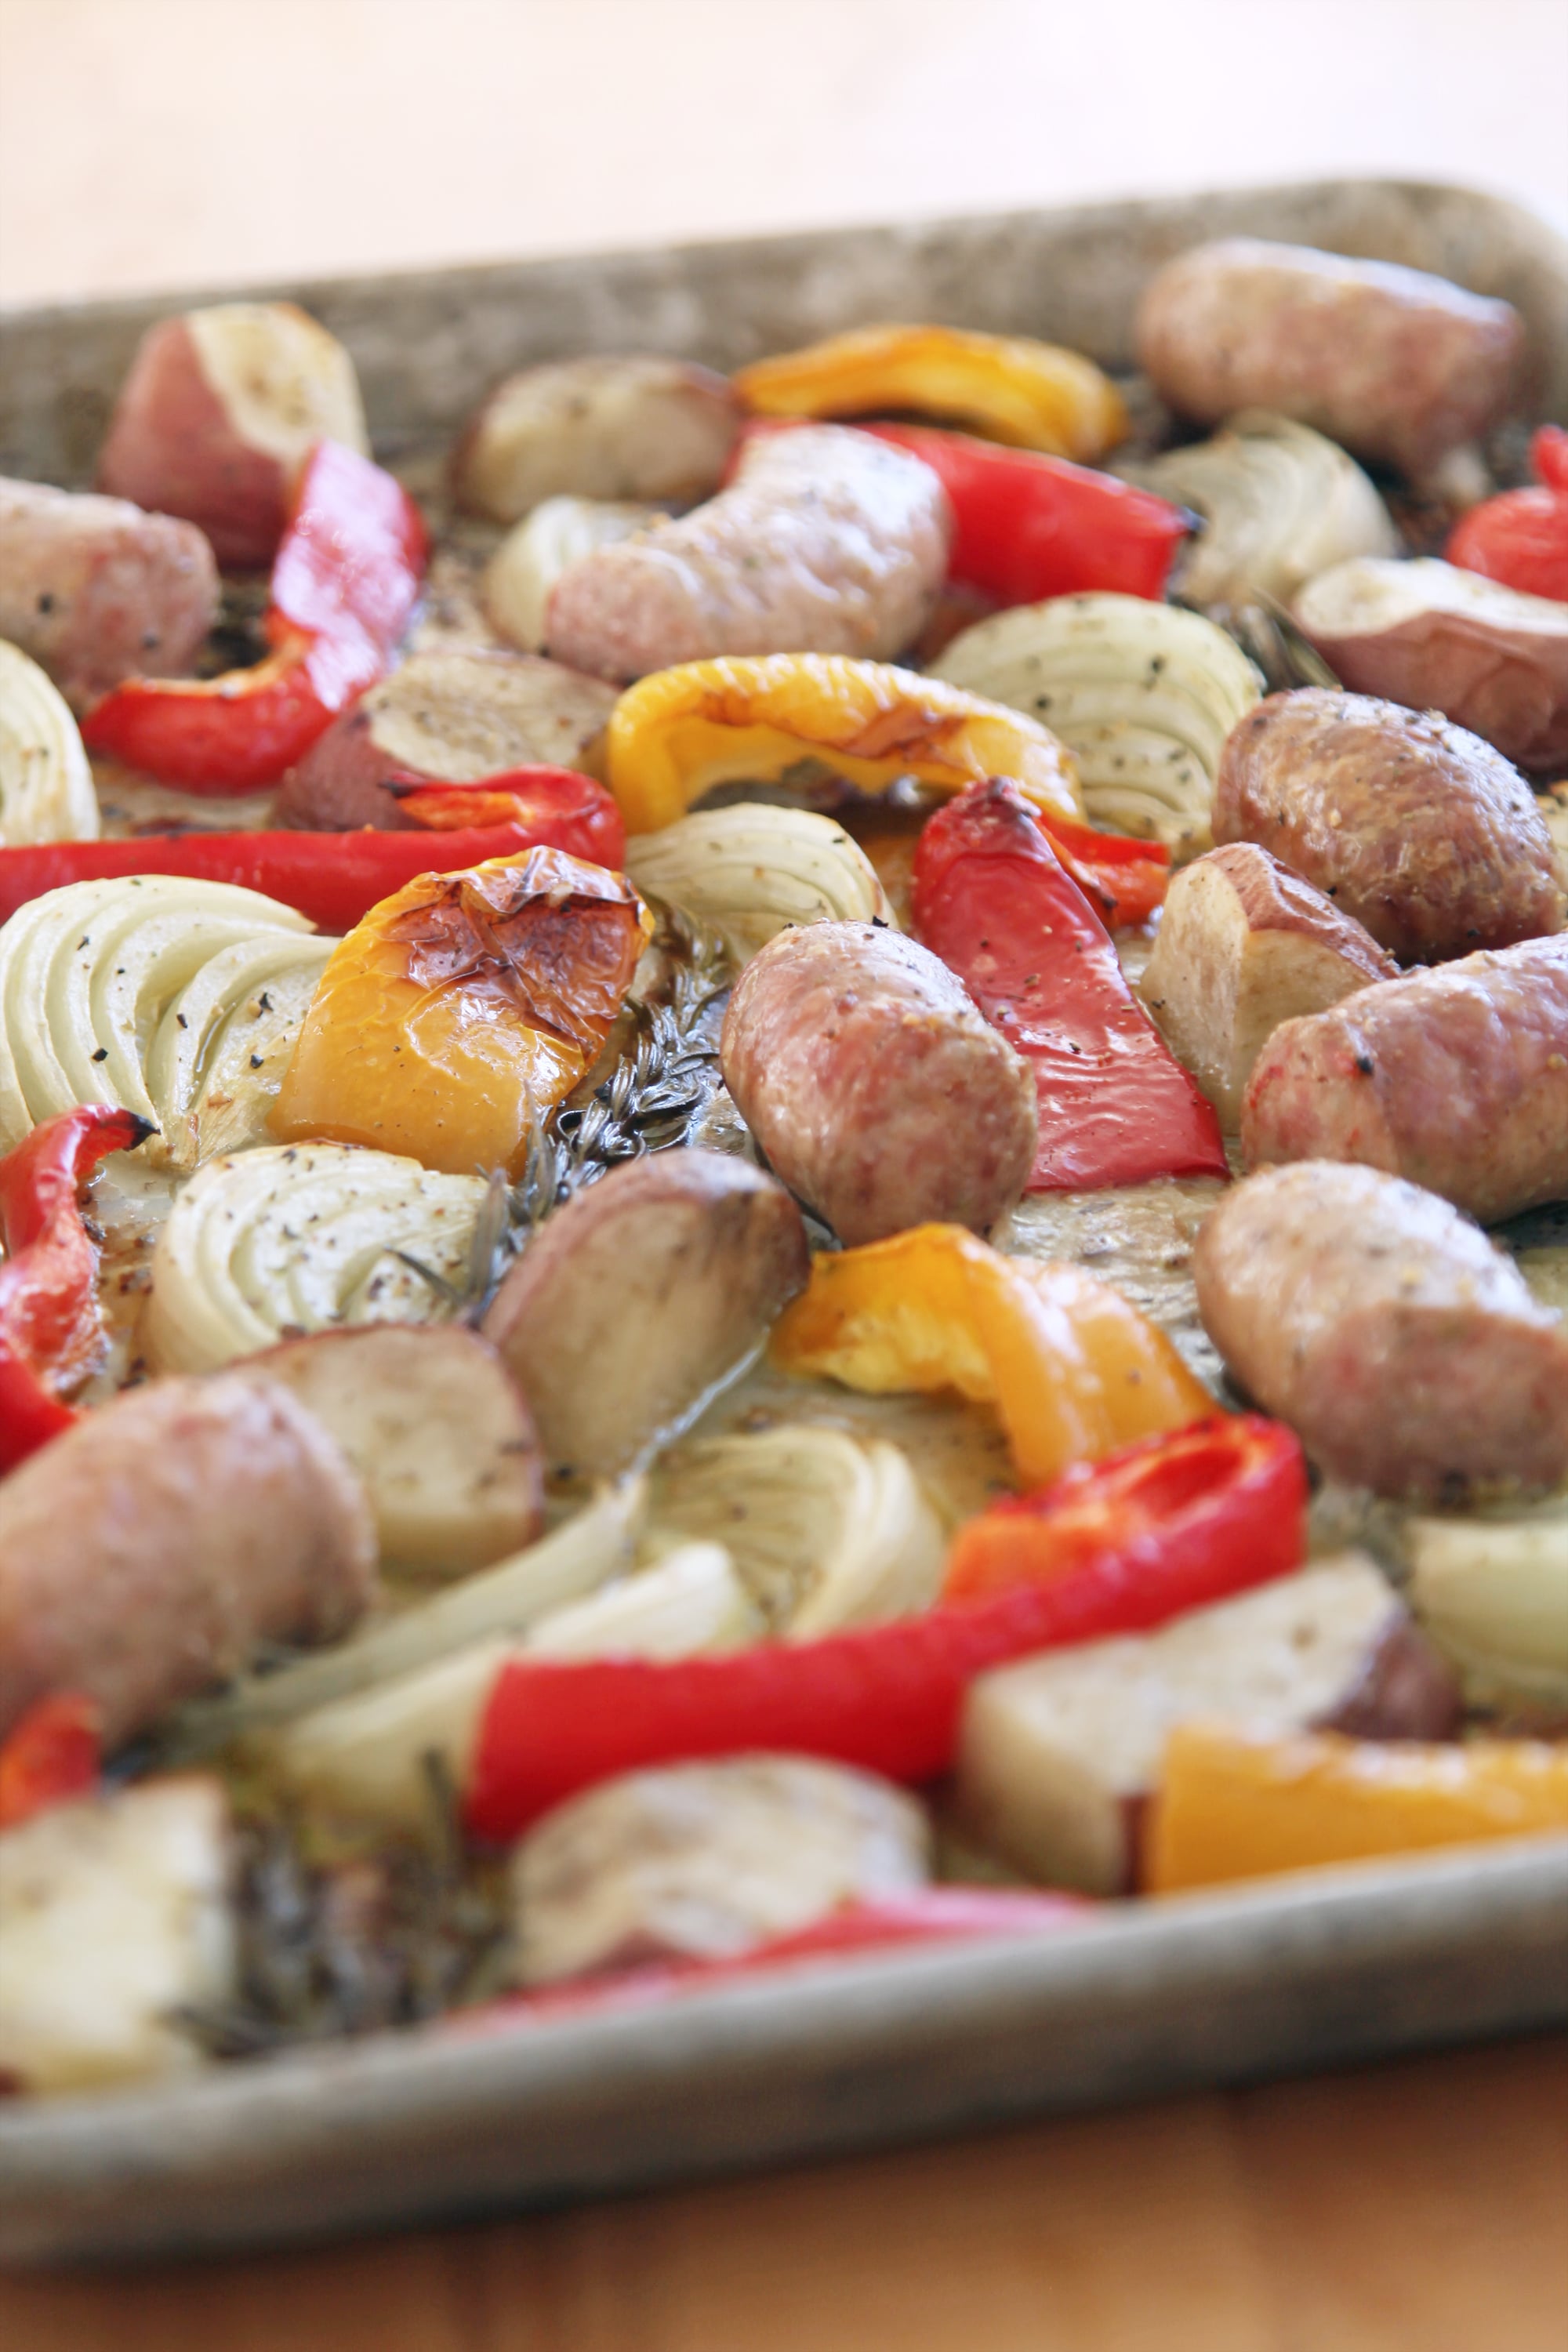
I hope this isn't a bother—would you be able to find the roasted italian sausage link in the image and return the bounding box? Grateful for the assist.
[720,920,1036,1247]
[543,425,952,683]
[1214,688,1565,963]
[1193,1161,1568,1501]
[0,475,219,712]
[1243,932,1568,1223]
[0,1375,378,1747]
[1134,238,1523,478]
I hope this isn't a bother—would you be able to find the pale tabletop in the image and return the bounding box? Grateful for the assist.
[3,5,1567,2343]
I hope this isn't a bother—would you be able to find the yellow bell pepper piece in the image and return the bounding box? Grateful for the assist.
[770,1223,1211,1488]
[1148,1724,1568,1893]
[271,848,652,1177]
[606,653,1083,836]
[734,323,1128,461]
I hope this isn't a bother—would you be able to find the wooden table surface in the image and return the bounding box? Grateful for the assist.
[2,2038,1566,2350]
[3,5,1567,2343]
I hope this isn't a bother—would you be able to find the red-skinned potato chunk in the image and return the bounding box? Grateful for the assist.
[1214,688,1565,962]
[0,477,219,711]
[1241,933,1568,1225]
[1292,557,1568,775]
[241,1327,544,1577]
[957,1555,1458,1895]
[274,648,616,830]
[1139,843,1396,1127]
[454,354,742,524]
[1193,1161,1568,1501]
[482,1149,811,1476]
[0,1375,377,1747]
[98,303,368,568]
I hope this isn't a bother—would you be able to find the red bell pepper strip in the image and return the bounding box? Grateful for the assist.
[464,1446,1301,1841]
[912,780,1228,1192]
[385,767,626,867]
[467,1889,1091,2029]
[0,780,625,935]
[82,441,428,793]
[1446,426,1568,604]
[0,1694,102,1831]
[942,1416,1305,1606]
[0,1104,151,1472]
[864,423,1193,605]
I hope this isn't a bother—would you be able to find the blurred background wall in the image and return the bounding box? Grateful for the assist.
[1,0,1564,307]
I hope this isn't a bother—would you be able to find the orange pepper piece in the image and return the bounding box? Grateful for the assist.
[605,654,1083,836]
[271,847,652,1176]
[733,324,1128,461]
[1147,1724,1568,1894]
[769,1223,1211,1488]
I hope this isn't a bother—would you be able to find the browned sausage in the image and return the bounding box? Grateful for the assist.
[720,921,1036,1246]
[1243,933,1568,1223]
[1135,238,1523,478]
[274,647,617,829]
[543,425,951,683]
[0,1375,378,1745]
[1214,688,1564,962]
[1192,1160,1568,1501]
[0,476,219,711]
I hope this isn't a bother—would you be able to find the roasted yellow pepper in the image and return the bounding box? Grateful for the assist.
[606,654,1083,836]
[770,1224,1211,1489]
[734,324,1128,461]
[271,848,652,1176]
[1148,1725,1568,1893]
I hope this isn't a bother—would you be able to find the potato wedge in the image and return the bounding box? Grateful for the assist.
[98,303,368,568]
[246,1326,543,1577]
[1139,843,1395,1126]
[1293,557,1568,775]
[453,355,741,524]
[274,647,617,829]
[482,1149,810,1476]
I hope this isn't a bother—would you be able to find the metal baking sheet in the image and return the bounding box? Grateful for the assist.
[2,177,1566,2265]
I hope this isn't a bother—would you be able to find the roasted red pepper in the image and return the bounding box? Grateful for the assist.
[0,778,625,935]
[866,423,1192,605]
[385,766,625,866]
[0,1104,151,1471]
[82,441,428,792]
[485,1889,1090,2026]
[943,1416,1306,1606]
[913,780,1228,1191]
[0,1694,101,1831]
[464,1474,1297,1839]
[1446,426,1568,604]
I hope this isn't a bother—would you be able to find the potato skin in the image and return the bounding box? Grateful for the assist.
[454,354,742,524]
[721,920,1037,1247]
[98,305,368,569]
[544,425,951,683]
[1242,933,1568,1224]
[1135,238,1523,477]
[0,1375,378,1746]
[274,648,616,829]
[1292,557,1568,775]
[1193,1161,1568,1500]
[482,1149,811,1476]
[0,475,219,710]
[1214,688,1565,962]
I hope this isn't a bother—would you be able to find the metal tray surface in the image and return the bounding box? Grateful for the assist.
[1,176,1566,2264]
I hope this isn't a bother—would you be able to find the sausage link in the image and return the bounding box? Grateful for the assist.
[544,426,950,682]
[1214,688,1564,962]
[1243,934,1568,1223]
[720,920,1036,1246]
[0,476,219,712]
[1192,1161,1568,1500]
[1135,238,1523,477]
[0,1375,378,1746]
